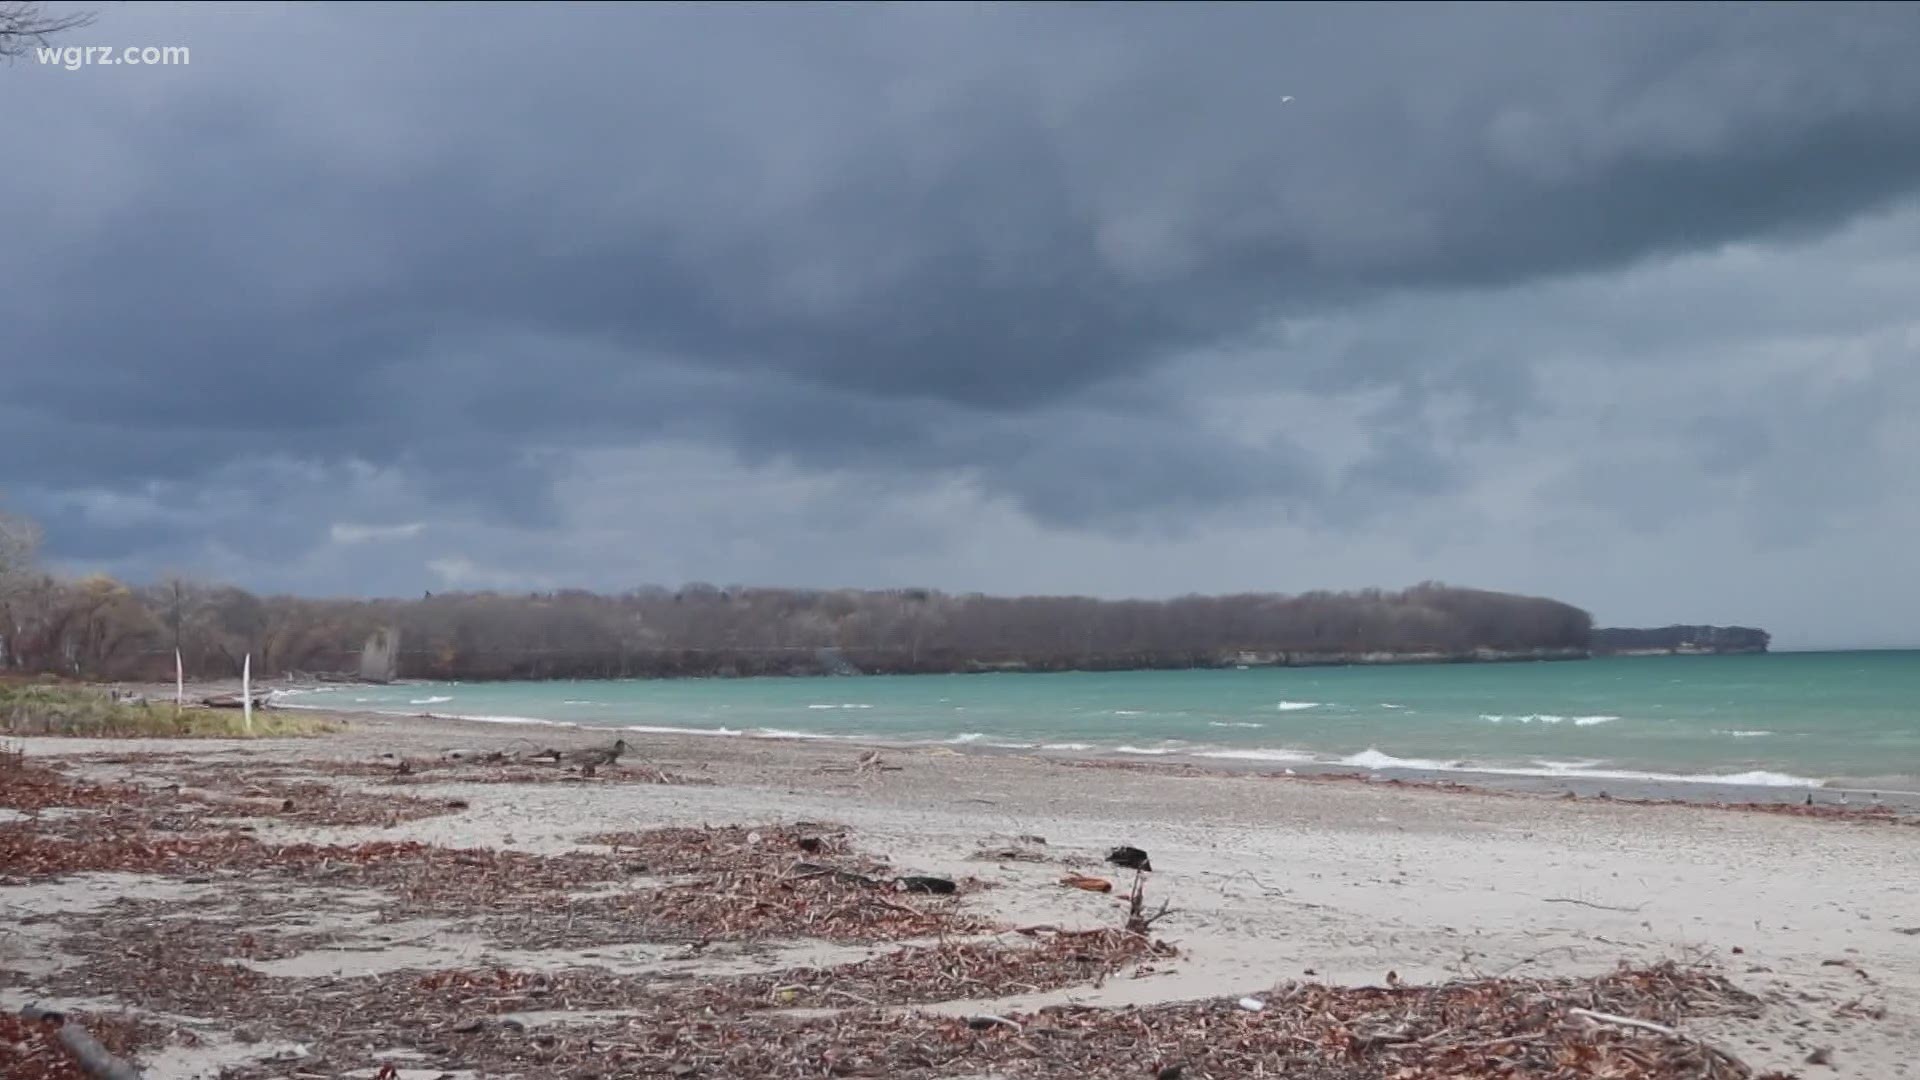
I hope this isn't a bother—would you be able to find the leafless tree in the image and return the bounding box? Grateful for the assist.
[0,2,96,60]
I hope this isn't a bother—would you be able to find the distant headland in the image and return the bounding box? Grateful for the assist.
[1590,625,1771,656]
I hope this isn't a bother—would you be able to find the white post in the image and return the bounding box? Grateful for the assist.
[175,649,185,708]
[242,653,253,735]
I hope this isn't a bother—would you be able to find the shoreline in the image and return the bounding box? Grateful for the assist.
[247,689,1920,813]
[7,709,1920,1078]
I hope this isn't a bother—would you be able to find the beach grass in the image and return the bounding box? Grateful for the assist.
[0,682,339,738]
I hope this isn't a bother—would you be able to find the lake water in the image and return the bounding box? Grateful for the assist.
[283,651,1920,791]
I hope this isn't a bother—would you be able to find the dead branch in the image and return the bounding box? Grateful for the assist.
[1545,897,1646,913]
[1125,869,1176,934]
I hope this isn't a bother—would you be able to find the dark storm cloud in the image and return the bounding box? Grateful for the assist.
[5,2,1920,570]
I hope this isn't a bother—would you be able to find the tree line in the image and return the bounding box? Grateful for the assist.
[2,506,1595,681]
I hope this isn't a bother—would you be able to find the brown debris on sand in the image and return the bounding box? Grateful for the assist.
[4,739,1798,1080]
[201,960,1776,1080]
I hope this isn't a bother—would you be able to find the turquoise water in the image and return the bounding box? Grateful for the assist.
[286,651,1920,789]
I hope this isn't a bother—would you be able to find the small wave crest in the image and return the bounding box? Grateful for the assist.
[1714,729,1773,738]
[807,703,874,710]
[1276,701,1321,711]
[1209,721,1265,729]
[1479,713,1619,726]
[409,695,454,706]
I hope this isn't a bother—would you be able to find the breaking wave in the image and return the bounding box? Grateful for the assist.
[1336,748,1821,788]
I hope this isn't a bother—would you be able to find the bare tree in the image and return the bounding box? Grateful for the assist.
[0,505,38,582]
[0,504,42,669]
[0,2,96,60]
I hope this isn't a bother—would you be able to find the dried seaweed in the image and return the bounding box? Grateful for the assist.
[193,961,1783,1080]
[725,928,1175,1008]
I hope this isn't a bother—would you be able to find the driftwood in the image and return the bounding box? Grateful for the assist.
[896,875,958,896]
[1567,1007,1679,1037]
[20,1004,144,1080]
[199,692,272,710]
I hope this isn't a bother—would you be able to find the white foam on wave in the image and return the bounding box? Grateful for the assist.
[562,699,600,706]
[751,728,857,741]
[1480,713,1620,726]
[624,724,742,737]
[1209,721,1264,729]
[1714,729,1773,738]
[1115,744,1184,756]
[1341,748,1459,771]
[1111,710,1146,717]
[1380,703,1407,709]
[1337,747,1822,788]
[410,695,454,706]
[1042,742,1094,751]
[948,732,986,744]
[806,703,874,710]
[413,710,578,728]
[1196,748,1317,763]
[1276,701,1321,711]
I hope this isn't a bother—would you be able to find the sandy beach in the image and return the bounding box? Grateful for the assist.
[5,708,1918,1078]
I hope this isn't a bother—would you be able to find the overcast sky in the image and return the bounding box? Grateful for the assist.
[6,3,1920,648]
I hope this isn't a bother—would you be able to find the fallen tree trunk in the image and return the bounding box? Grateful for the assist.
[20,1005,144,1080]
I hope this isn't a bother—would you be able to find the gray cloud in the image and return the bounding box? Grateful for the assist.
[5,3,1920,644]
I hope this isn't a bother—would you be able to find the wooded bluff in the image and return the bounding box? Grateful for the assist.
[0,579,1602,681]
